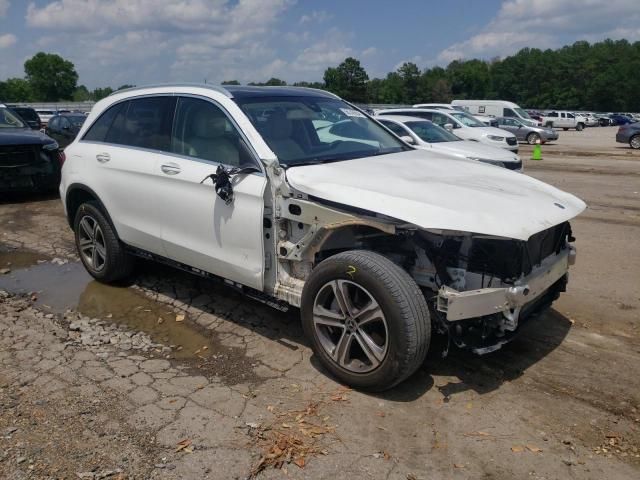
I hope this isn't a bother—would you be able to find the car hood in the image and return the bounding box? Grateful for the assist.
[431,141,518,162]
[286,149,586,241]
[0,128,55,146]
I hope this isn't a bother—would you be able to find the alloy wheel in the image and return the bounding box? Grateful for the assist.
[78,215,107,272]
[631,136,640,150]
[312,280,389,373]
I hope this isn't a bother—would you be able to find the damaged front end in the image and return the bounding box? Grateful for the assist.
[413,222,576,354]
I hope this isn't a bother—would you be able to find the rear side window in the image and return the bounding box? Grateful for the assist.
[118,96,175,151]
[83,102,126,142]
[503,108,516,117]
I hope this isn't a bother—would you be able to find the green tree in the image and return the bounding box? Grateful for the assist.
[24,52,78,101]
[0,78,33,102]
[323,57,369,102]
[397,62,421,103]
[264,77,287,86]
[92,87,114,101]
[72,85,92,101]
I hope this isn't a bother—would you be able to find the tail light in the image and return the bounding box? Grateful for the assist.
[58,150,66,166]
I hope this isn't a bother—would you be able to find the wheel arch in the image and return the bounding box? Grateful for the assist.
[65,184,119,237]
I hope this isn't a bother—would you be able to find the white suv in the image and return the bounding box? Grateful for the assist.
[60,84,585,390]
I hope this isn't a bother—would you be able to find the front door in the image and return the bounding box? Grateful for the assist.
[157,96,267,290]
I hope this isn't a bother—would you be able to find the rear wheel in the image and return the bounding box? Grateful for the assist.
[563,127,569,131]
[526,132,540,145]
[576,123,584,131]
[74,202,134,283]
[631,135,640,150]
[301,250,430,391]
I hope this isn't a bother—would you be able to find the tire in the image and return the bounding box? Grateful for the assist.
[526,132,540,145]
[563,127,569,131]
[73,201,134,283]
[576,123,584,131]
[301,250,430,391]
[630,135,640,150]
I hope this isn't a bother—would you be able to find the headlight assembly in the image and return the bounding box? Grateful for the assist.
[486,135,504,142]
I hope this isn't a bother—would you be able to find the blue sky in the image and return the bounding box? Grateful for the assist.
[1,0,639,89]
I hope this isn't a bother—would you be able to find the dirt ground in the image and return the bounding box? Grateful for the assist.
[0,125,639,479]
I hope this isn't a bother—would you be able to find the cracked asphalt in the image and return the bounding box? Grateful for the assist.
[1,127,639,479]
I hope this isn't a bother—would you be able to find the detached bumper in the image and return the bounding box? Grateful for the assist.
[437,246,575,323]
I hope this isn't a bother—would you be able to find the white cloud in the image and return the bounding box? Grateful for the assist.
[23,0,298,86]
[299,10,332,24]
[289,29,354,74]
[361,47,378,57]
[0,33,16,48]
[436,0,640,63]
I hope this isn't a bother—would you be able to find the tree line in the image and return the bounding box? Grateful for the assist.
[3,39,640,111]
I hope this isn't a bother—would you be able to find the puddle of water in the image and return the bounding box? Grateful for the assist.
[0,257,214,360]
[0,248,48,270]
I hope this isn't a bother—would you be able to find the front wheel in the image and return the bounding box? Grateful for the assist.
[301,250,430,391]
[631,135,640,150]
[576,123,584,131]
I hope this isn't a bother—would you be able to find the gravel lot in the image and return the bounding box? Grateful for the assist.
[0,126,639,479]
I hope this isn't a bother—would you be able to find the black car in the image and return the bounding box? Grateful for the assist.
[46,113,86,149]
[0,104,63,193]
[8,106,42,130]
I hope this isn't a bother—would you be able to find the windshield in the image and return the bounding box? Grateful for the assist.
[0,108,26,128]
[514,107,531,119]
[13,108,38,122]
[405,120,460,143]
[234,96,408,166]
[450,111,485,127]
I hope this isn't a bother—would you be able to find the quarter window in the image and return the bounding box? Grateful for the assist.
[171,97,253,167]
[83,102,126,142]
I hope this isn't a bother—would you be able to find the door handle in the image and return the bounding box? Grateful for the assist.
[161,163,181,175]
[96,153,110,163]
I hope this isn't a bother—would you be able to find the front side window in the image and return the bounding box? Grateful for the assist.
[234,96,408,166]
[504,108,516,117]
[405,121,461,143]
[171,96,254,167]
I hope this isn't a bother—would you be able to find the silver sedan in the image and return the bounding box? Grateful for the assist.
[496,117,559,144]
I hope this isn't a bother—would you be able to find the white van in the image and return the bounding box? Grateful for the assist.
[451,100,536,126]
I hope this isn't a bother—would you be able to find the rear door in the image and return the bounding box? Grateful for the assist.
[157,96,267,290]
[79,96,176,255]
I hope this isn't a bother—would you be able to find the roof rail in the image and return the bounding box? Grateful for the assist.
[108,83,232,98]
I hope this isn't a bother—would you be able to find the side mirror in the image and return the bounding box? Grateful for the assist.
[400,135,415,145]
[444,123,454,131]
